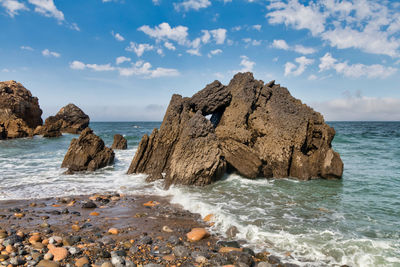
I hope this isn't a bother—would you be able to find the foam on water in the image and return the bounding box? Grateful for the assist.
[1,122,399,267]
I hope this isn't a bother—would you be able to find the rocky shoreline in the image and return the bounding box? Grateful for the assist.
[0,194,296,267]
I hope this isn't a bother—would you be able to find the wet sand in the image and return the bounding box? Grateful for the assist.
[0,193,290,267]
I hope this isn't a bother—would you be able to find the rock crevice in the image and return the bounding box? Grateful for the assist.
[128,72,343,186]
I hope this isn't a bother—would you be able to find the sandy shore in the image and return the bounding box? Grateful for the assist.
[0,193,293,267]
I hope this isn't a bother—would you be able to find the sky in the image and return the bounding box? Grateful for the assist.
[0,0,399,121]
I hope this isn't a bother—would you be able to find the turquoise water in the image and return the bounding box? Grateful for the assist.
[0,122,399,266]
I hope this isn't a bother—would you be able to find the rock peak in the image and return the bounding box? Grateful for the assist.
[128,72,343,186]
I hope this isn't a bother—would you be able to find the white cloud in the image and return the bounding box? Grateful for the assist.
[152,0,160,5]
[272,39,316,54]
[174,0,211,12]
[210,28,227,44]
[70,22,80,31]
[116,56,131,65]
[70,61,86,70]
[284,56,314,76]
[243,38,261,46]
[2,68,10,72]
[208,49,222,58]
[0,0,27,17]
[157,48,163,55]
[126,42,154,57]
[311,95,400,121]
[252,24,262,31]
[186,48,201,56]
[201,30,211,44]
[267,0,325,36]
[138,22,189,45]
[308,74,317,80]
[232,26,241,32]
[70,59,179,78]
[238,55,255,72]
[267,0,400,57]
[20,45,34,51]
[42,48,60,58]
[318,53,397,78]
[164,42,176,50]
[111,31,125,41]
[118,61,180,78]
[28,0,64,22]
[272,39,289,50]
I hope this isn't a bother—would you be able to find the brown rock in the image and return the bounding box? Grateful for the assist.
[75,256,89,267]
[42,103,89,135]
[0,80,43,139]
[128,72,343,185]
[111,134,128,150]
[108,228,119,235]
[47,245,68,261]
[61,128,115,173]
[186,228,209,242]
[37,260,60,267]
[219,247,243,253]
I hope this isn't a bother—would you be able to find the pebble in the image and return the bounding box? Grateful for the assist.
[162,226,173,233]
[111,255,125,266]
[195,255,208,263]
[37,260,60,267]
[48,245,68,262]
[173,245,189,257]
[219,247,243,253]
[108,228,119,235]
[100,262,113,267]
[71,225,80,231]
[203,214,214,222]
[81,201,97,209]
[226,226,239,239]
[186,228,209,242]
[44,252,53,260]
[89,212,99,216]
[256,262,272,267]
[74,256,89,267]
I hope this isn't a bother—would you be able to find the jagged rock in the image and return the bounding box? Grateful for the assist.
[128,72,343,186]
[41,104,89,136]
[0,80,43,139]
[61,128,114,173]
[111,134,128,150]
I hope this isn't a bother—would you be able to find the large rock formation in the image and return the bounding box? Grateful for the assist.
[128,73,343,186]
[61,128,114,173]
[0,80,43,139]
[111,134,128,150]
[40,104,89,136]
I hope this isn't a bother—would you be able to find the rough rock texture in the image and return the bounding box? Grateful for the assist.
[128,73,343,186]
[111,134,128,150]
[61,128,114,173]
[0,80,43,139]
[41,104,89,135]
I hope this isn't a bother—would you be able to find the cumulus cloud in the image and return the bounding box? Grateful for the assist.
[266,0,400,57]
[174,0,211,12]
[28,0,64,22]
[164,42,176,50]
[311,94,400,121]
[284,56,314,76]
[112,31,125,41]
[125,42,154,57]
[0,0,27,17]
[252,24,262,31]
[42,48,60,58]
[138,22,189,45]
[243,38,261,46]
[210,28,227,44]
[238,55,255,72]
[116,56,131,65]
[208,49,222,58]
[70,59,179,78]
[319,53,397,78]
[271,39,316,54]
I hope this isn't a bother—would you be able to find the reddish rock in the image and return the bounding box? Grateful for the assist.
[186,228,209,242]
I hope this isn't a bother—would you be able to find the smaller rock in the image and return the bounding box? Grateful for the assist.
[162,226,173,233]
[48,245,68,262]
[111,134,128,150]
[111,255,125,266]
[37,260,60,267]
[101,262,113,267]
[108,228,119,235]
[44,253,53,260]
[173,246,189,257]
[256,262,272,267]
[71,225,80,232]
[219,247,243,253]
[203,214,214,222]
[81,201,97,209]
[75,257,89,267]
[89,212,99,216]
[186,228,209,242]
[226,226,239,239]
[195,255,208,264]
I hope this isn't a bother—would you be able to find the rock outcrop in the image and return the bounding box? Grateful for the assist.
[61,128,114,173]
[111,134,128,150]
[0,80,43,139]
[40,104,89,136]
[128,73,343,186]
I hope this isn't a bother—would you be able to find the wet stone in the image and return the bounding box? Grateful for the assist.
[173,245,189,257]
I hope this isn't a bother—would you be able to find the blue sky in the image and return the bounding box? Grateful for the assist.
[0,0,399,121]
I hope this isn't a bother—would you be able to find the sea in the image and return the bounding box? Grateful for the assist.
[0,121,399,267]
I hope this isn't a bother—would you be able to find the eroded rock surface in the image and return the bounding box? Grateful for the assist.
[111,134,128,150]
[41,104,89,136]
[128,73,343,186]
[0,80,43,139]
[61,128,114,173]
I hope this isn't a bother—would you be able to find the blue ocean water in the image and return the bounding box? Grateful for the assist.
[0,121,399,266]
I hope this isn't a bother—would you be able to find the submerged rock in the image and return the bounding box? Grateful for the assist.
[128,72,343,186]
[0,80,43,139]
[61,128,114,173]
[111,134,128,150]
[40,103,89,136]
